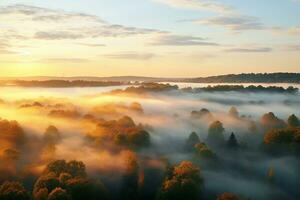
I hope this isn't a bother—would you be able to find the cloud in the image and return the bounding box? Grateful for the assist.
[288,27,300,35]
[284,44,300,51]
[153,0,233,13]
[0,41,17,55]
[41,58,90,63]
[35,31,84,40]
[0,4,103,23]
[150,34,219,46]
[0,4,164,42]
[224,47,272,53]
[196,15,266,31]
[77,43,106,47]
[103,52,156,60]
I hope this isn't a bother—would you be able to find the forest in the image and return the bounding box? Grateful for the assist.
[0,83,300,200]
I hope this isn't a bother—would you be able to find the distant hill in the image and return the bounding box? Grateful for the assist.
[0,73,299,83]
[184,73,300,83]
[0,76,175,82]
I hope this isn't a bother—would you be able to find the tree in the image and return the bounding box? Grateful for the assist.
[0,181,31,200]
[260,112,286,130]
[267,167,275,183]
[47,188,71,200]
[264,127,300,145]
[117,116,136,128]
[65,178,108,200]
[287,114,300,128]
[33,173,60,199]
[157,161,203,200]
[207,121,225,146]
[228,107,239,118]
[185,132,200,151]
[120,151,139,200]
[33,160,108,200]
[263,127,300,154]
[128,130,150,148]
[3,148,20,160]
[227,133,239,149]
[130,102,144,114]
[0,119,26,147]
[216,193,239,200]
[194,143,214,159]
[44,125,61,144]
[248,121,257,133]
[191,108,213,121]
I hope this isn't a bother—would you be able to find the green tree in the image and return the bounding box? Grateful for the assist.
[248,121,257,133]
[227,133,239,149]
[228,107,239,118]
[128,130,150,148]
[287,114,300,128]
[207,121,225,146]
[185,132,200,151]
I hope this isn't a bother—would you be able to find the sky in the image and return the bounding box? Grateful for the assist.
[0,0,300,77]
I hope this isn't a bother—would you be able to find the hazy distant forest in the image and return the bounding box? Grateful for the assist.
[0,81,300,200]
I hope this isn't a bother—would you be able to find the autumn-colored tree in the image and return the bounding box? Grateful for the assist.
[47,188,71,200]
[0,181,31,200]
[260,112,286,130]
[264,127,300,145]
[157,161,203,200]
[194,143,215,159]
[44,125,61,145]
[120,151,140,200]
[130,102,144,114]
[33,160,108,200]
[216,193,239,200]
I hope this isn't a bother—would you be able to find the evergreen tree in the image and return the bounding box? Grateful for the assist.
[227,133,239,149]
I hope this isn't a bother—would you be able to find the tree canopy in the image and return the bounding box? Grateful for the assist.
[207,121,225,146]
[157,161,203,200]
[0,181,31,200]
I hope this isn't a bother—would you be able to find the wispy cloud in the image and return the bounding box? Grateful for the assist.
[0,4,164,42]
[35,31,84,40]
[284,44,300,51]
[224,47,272,53]
[77,43,106,47]
[104,52,156,60]
[0,41,17,55]
[153,0,233,13]
[195,15,266,31]
[150,34,219,46]
[41,58,90,63]
[288,26,300,35]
